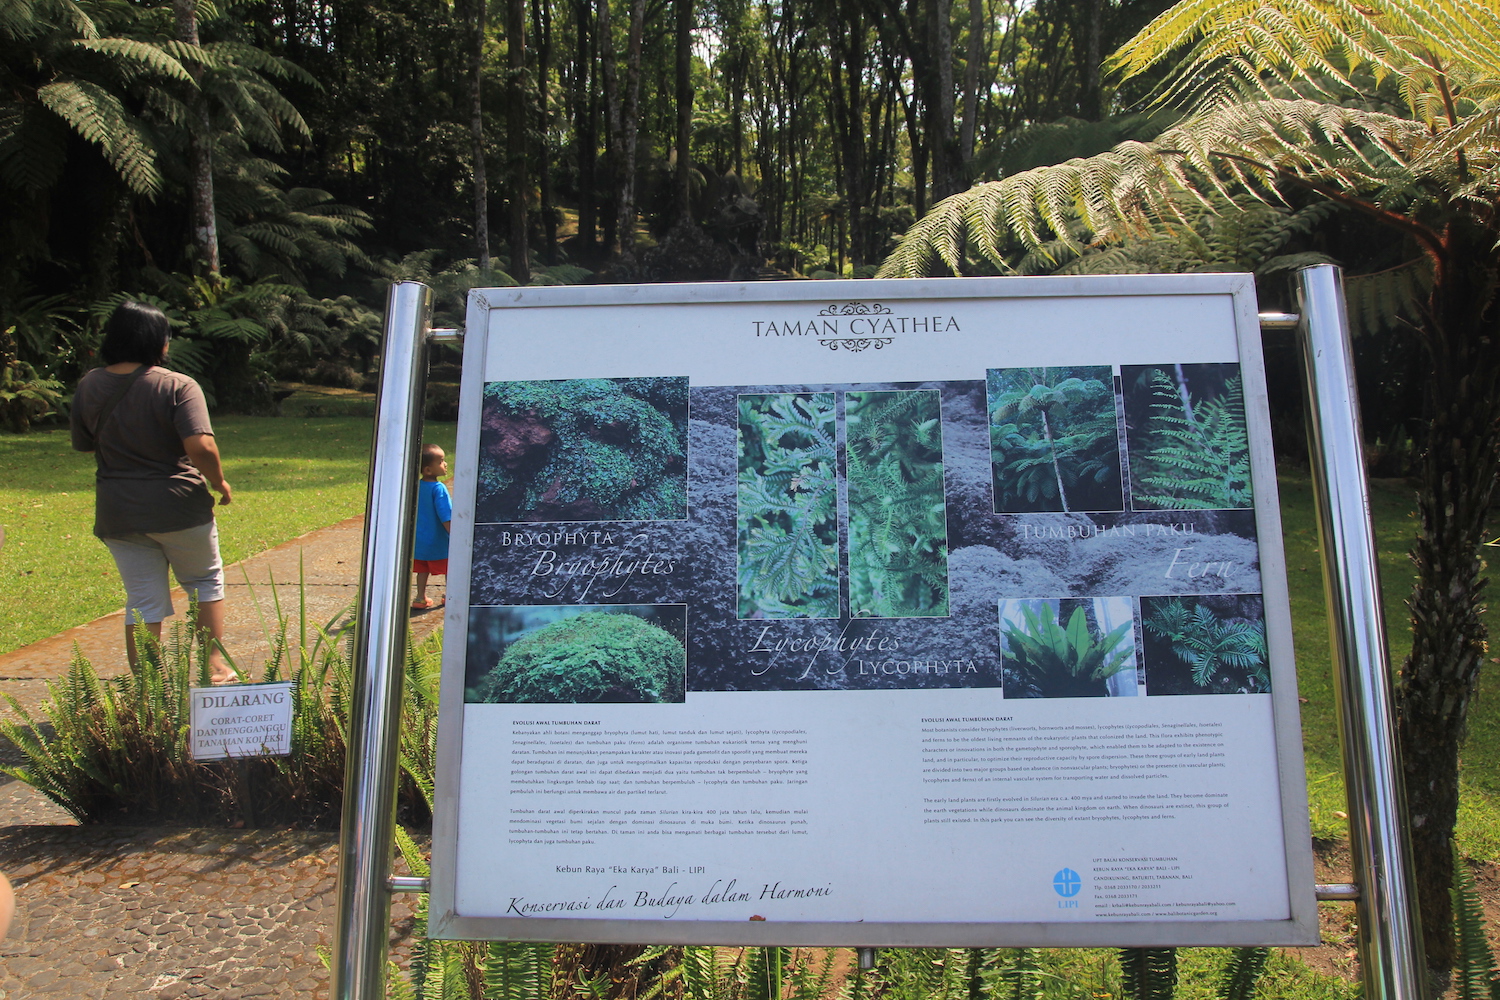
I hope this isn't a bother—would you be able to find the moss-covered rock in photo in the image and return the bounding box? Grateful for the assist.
[478,377,687,522]
[476,612,686,703]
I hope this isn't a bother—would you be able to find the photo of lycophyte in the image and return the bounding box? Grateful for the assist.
[999,596,1139,698]
[466,604,687,704]
[476,377,688,523]
[737,392,840,619]
[1139,593,1268,695]
[1122,363,1252,511]
[846,389,950,618]
[986,366,1124,513]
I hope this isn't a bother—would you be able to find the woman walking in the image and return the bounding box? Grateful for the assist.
[71,301,235,683]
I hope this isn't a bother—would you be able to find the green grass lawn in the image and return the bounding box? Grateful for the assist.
[0,415,456,654]
[1278,473,1500,859]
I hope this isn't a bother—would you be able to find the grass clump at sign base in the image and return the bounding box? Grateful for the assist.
[0,598,441,828]
[475,611,685,704]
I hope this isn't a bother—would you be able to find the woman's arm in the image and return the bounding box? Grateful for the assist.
[183,434,233,504]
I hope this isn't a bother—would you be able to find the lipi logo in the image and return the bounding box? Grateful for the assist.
[1053,868,1082,909]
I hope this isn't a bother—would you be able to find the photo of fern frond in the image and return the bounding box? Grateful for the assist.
[986,366,1124,513]
[1122,363,1252,511]
[999,597,1139,698]
[1139,593,1268,695]
[476,377,688,523]
[465,605,687,704]
[736,393,839,619]
[846,389,950,618]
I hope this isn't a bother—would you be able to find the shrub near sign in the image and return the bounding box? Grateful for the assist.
[190,682,294,759]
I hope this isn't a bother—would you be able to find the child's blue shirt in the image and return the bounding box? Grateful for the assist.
[414,479,452,561]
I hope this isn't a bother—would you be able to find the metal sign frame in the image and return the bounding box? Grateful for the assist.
[330,267,1423,1000]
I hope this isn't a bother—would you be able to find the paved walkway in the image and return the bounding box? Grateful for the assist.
[0,516,441,998]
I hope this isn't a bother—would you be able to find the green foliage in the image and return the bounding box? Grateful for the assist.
[1000,601,1135,698]
[737,393,839,619]
[0,328,64,432]
[1144,599,1269,693]
[478,377,687,521]
[1131,369,1251,511]
[846,390,949,618]
[1452,846,1500,1000]
[474,611,685,704]
[0,584,437,827]
[1216,949,1272,1000]
[1118,949,1177,1000]
[988,367,1122,513]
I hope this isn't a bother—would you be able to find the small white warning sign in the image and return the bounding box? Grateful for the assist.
[189,682,294,759]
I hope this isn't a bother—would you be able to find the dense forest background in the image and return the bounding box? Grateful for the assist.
[0,0,1418,452]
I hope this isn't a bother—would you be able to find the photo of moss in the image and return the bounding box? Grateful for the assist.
[999,597,1139,698]
[1140,593,1268,695]
[846,389,949,618]
[465,605,687,704]
[986,366,1124,513]
[1122,363,1252,511]
[476,376,688,523]
[736,393,839,619]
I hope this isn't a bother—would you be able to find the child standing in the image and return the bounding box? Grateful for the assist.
[412,443,452,611]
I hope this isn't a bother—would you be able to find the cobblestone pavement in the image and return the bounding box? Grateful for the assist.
[0,515,437,998]
[0,826,419,999]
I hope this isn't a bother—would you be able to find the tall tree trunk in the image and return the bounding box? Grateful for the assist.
[616,0,645,254]
[597,0,620,252]
[1399,225,1500,974]
[470,0,491,269]
[1040,407,1069,512]
[506,0,530,281]
[918,0,961,200]
[673,0,693,226]
[574,0,597,250]
[533,0,557,264]
[959,0,984,162]
[1077,0,1103,120]
[174,0,219,274]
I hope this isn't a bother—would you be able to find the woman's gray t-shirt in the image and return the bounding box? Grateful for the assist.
[71,367,216,538]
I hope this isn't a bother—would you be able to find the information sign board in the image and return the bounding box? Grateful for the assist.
[429,275,1317,947]
[190,681,294,759]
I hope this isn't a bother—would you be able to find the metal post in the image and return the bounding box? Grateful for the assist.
[1295,264,1425,1000]
[332,281,433,1000]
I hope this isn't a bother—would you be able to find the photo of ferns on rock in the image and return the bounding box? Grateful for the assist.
[1139,593,1268,695]
[465,605,687,704]
[1123,364,1252,511]
[846,389,949,617]
[986,366,1124,513]
[476,377,688,523]
[737,393,839,619]
[999,596,1139,698]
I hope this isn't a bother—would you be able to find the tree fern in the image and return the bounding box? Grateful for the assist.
[1131,368,1252,510]
[1215,948,1271,1000]
[988,367,1122,513]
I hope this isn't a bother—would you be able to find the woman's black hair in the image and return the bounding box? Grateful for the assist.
[100,300,171,366]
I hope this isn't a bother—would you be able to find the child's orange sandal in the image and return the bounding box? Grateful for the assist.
[411,598,444,612]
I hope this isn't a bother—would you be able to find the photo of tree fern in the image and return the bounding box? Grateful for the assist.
[999,597,1139,699]
[737,393,839,619]
[986,366,1124,513]
[1123,363,1252,511]
[1139,593,1268,695]
[465,605,687,704]
[846,389,949,618]
[476,377,688,523]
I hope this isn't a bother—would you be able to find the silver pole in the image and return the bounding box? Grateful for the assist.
[1295,264,1425,1000]
[332,281,433,1000]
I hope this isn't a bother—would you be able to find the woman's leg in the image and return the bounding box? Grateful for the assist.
[151,522,231,682]
[100,535,173,666]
